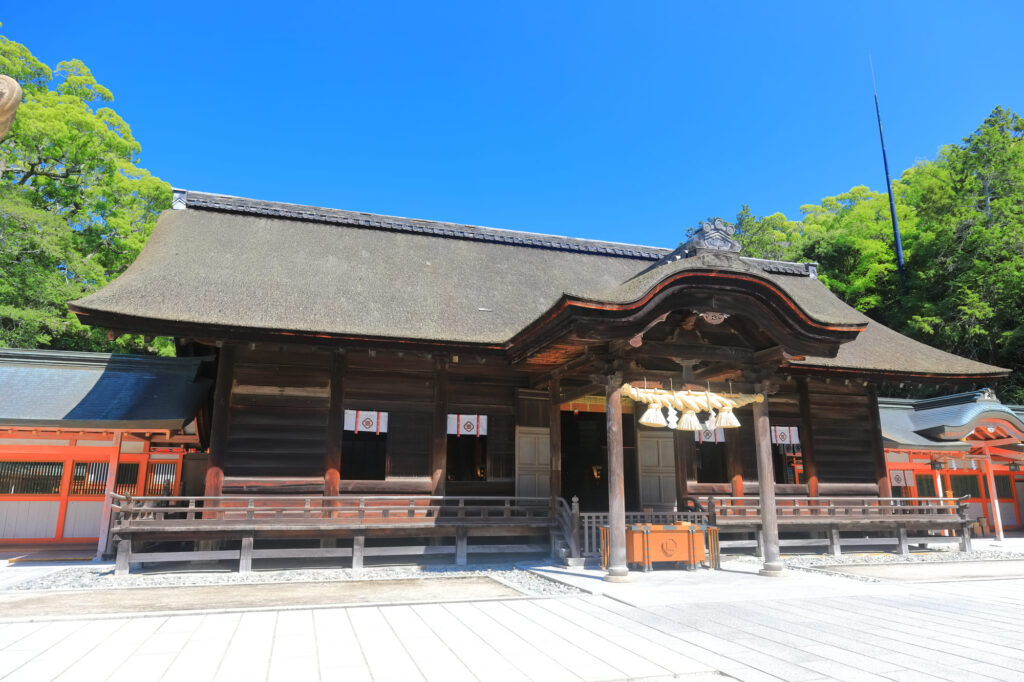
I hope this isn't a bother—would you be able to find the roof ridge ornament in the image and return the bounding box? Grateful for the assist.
[658,218,744,263]
[683,217,742,254]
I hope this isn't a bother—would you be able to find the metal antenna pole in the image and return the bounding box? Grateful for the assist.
[870,54,907,290]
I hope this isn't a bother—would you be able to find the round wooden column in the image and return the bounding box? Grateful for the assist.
[549,375,562,501]
[753,385,784,576]
[604,376,629,580]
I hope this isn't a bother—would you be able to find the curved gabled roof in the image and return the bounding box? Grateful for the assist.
[880,390,1024,449]
[69,191,1007,380]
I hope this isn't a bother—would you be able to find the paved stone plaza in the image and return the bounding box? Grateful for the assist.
[1,554,1023,681]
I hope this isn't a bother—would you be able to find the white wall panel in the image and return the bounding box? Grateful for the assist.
[63,501,105,538]
[0,501,59,539]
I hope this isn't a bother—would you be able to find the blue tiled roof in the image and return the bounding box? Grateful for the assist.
[0,349,211,429]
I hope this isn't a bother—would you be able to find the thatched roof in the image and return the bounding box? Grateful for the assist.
[70,191,1006,379]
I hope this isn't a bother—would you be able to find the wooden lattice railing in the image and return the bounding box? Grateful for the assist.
[578,508,708,557]
[110,493,557,527]
[705,495,970,524]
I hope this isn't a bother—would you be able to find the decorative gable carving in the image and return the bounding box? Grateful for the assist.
[683,218,742,254]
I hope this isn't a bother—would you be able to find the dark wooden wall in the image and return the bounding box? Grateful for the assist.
[215,344,523,494]
[681,376,882,496]
[208,343,887,499]
[224,346,330,477]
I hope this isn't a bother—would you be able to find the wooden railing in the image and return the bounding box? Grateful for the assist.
[108,493,564,575]
[554,496,580,559]
[575,496,972,559]
[705,495,970,525]
[110,493,556,528]
[578,507,708,557]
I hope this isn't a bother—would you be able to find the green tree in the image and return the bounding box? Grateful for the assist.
[732,204,802,261]
[0,29,171,353]
[737,107,1024,401]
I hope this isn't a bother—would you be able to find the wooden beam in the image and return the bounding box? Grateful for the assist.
[673,430,692,505]
[725,429,743,498]
[984,452,1005,541]
[204,344,236,498]
[604,373,629,580]
[529,352,597,387]
[561,382,602,403]
[753,383,784,576]
[94,432,123,559]
[796,377,819,497]
[431,357,449,495]
[693,364,743,382]
[324,351,345,498]
[619,341,755,364]
[549,374,562,501]
[866,385,891,497]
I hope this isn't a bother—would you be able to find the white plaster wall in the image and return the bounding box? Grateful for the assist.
[998,501,1018,526]
[62,501,105,538]
[0,501,59,539]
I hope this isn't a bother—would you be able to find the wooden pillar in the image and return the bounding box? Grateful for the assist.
[94,431,123,559]
[725,432,743,498]
[827,526,841,556]
[673,431,692,505]
[604,374,629,580]
[549,374,562,501]
[796,378,820,497]
[753,385,783,576]
[867,385,892,498]
[55,438,79,541]
[352,534,365,569]
[455,528,468,566]
[984,452,1004,541]
[431,357,449,496]
[896,526,909,556]
[239,533,254,573]
[114,537,131,575]
[324,351,345,498]
[204,344,236,498]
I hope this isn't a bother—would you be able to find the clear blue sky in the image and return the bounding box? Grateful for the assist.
[4,2,1023,247]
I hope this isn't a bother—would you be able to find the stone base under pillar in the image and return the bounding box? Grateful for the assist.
[758,566,785,578]
[603,570,633,583]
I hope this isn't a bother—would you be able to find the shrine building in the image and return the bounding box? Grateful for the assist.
[60,190,1007,574]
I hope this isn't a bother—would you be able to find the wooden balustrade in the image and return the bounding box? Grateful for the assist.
[111,493,555,528]
[107,493,565,575]
[705,495,968,522]
[578,509,708,557]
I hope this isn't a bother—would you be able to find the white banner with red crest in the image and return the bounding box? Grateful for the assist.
[447,414,488,437]
[344,410,388,434]
[770,426,800,445]
[694,427,726,443]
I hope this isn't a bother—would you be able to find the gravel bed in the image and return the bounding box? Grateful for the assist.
[725,547,1024,569]
[6,562,581,597]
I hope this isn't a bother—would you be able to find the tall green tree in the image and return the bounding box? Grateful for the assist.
[0,29,171,352]
[736,107,1024,401]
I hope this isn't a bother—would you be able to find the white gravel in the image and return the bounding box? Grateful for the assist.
[5,562,581,597]
[725,546,1024,571]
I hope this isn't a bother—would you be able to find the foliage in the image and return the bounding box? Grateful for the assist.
[0,29,172,354]
[735,107,1024,402]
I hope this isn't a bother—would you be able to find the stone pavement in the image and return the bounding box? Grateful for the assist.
[2,561,1024,681]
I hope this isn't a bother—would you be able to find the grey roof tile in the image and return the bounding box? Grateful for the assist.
[0,348,211,429]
